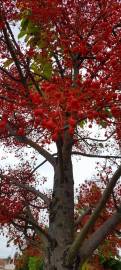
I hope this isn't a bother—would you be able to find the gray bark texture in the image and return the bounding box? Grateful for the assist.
[47,136,75,270]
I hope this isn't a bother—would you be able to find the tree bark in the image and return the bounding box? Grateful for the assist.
[47,138,75,270]
[79,210,121,266]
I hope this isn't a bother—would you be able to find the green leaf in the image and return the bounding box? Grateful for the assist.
[31,63,41,74]
[99,254,106,264]
[18,17,29,39]
[105,107,112,118]
[3,59,13,68]
[18,17,39,40]
[29,257,37,270]
[42,62,52,79]
[79,120,86,128]
[28,257,44,270]
[18,30,26,39]
[21,17,29,30]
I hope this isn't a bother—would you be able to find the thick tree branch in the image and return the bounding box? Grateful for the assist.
[23,137,56,167]
[12,181,50,206]
[67,165,121,265]
[2,26,26,85]
[74,208,91,227]
[79,210,121,266]
[6,123,56,167]
[112,190,119,211]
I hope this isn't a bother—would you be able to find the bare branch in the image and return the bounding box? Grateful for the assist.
[72,151,121,159]
[31,159,50,175]
[30,153,57,175]
[3,20,44,96]
[81,131,115,142]
[67,165,121,265]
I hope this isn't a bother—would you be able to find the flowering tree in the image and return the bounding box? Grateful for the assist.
[0,0,121,269]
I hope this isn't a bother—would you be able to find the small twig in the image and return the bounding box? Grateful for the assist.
[81,131,115,142]
[31,160,48,175]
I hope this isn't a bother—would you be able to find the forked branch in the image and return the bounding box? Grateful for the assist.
[79,209,121,265]
[67,165,121,265]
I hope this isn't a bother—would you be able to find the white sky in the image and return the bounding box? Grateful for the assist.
[0,235,17,259]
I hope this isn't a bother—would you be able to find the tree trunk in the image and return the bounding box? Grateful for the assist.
[47,141,75,270]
